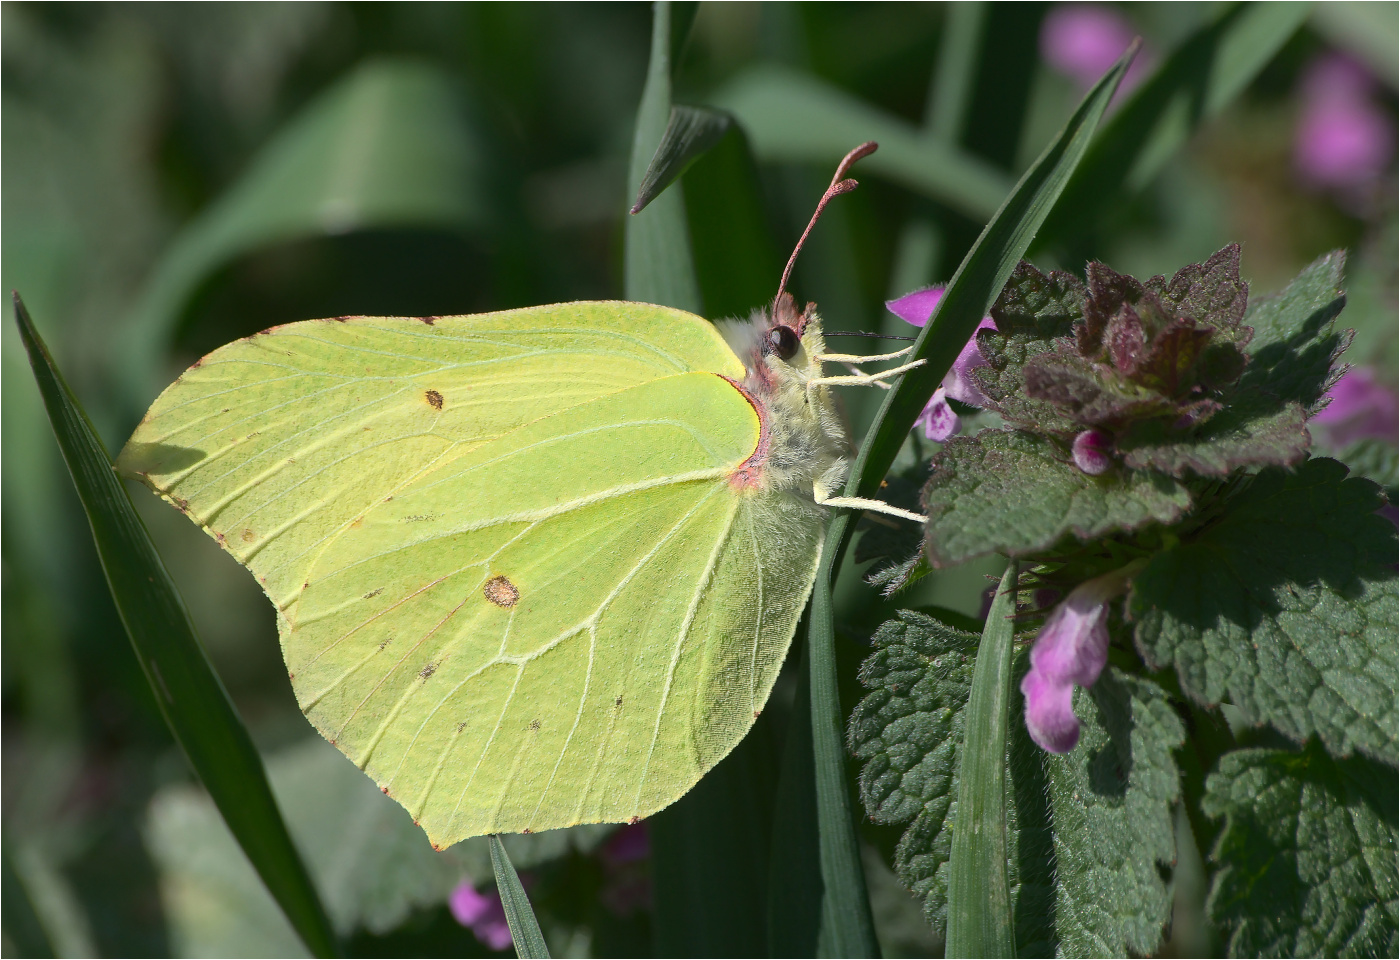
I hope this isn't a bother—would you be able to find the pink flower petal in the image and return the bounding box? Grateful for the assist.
[449,880,494,927]
[945,317,997,407]
[885,286,945,327]
[915,387,961,441]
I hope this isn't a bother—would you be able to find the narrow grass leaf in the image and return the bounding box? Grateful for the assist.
[804,43,1138,958]
[625,1,700,313]
[946,559,1018,956]
[12,294,338,958]
[489,835,550,959]
[630,106,733,215]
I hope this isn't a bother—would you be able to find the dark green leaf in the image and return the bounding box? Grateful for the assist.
[625,1,700,314]
[711,64,1014,221]
[946,559,1018,957]
[850,611,1183,955]
[1034,672,1183,957]
[12,294,338,958]
[682,122,783,321]
[630,106,733,215]
[1203,743,1399,958]
[922,430,1193,567]
[122,60,487,403]
[490,836,551,959]
[1131,458,1399,763]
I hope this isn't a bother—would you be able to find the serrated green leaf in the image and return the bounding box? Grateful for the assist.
[849,612,1183,955]
[922,430,1193,567]
[1203,744,1399,958]
[1241,250,1351,413]
[13,295,337,958]
[972,260,1087,436]
[1131,458,1399,763]
[1036,671,1184,957]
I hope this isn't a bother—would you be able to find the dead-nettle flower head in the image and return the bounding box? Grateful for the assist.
[1021,245,1252,438]
[886,286,996,441]
[1021,565,1137,754]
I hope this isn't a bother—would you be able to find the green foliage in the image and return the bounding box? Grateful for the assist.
[14,296,338,958]
[1132,458,1399,763]
[849,611,1184,956]
[922,430,1193,567]
[1203,744,1399,958]
[490,836,552,959]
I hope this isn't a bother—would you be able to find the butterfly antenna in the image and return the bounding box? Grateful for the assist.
[777,141,878,302]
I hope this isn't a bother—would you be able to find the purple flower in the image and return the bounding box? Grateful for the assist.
[886,286,997,441]
[1071,428,1113,475]
[1295,54,1394,189]
[1311,366,1399,448]
[1040,5,1149,92]
[598,823,653,917]
[1021,570,1134,754]
[449,880,514,952]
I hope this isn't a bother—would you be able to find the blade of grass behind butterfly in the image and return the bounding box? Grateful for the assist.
[625,4,776,955]
[945,559,1019,956]
[489,836,550,959]
[12,295,338,959]
[1036,1,1309,261]
[803,41,1141,959]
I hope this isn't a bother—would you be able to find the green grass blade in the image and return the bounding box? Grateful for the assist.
[489,836,551,959]
[1038,2,1309,255]
[804,43,1139,959]
[625,0,701,313]
[946,559,1019,957]
[12,294,339,959]
[630,105,733,215]
[807,563,881,956]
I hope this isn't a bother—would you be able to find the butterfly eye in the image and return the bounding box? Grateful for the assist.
[765,325,800,361]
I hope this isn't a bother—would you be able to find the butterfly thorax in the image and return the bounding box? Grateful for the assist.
[718,294,851,502]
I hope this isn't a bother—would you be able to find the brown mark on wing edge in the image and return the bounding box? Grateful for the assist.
[484,575,520,608]
[719,375,770,489]
[425,389,444,410]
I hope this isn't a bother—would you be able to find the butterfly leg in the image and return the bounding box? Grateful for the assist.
[805,358,926,402]
[812,345,915,364]
[813,487,927,523]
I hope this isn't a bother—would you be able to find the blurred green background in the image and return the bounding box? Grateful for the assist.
[3,3,1395,956]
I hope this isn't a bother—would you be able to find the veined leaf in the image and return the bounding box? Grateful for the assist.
[1131,458,1399,763]
[1203,744,1399,958]
[12,294,338,958]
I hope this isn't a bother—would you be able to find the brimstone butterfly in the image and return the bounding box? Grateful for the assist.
[118,143,921,849]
